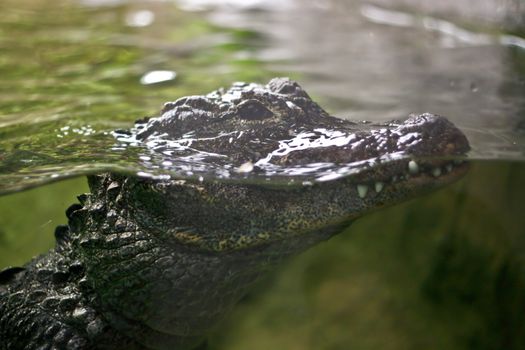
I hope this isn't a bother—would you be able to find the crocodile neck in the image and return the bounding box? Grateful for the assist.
[64,173,353,346]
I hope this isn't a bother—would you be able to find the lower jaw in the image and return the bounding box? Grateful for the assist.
[347,158,469,200]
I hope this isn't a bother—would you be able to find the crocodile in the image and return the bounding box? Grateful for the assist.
[0,78,469,349]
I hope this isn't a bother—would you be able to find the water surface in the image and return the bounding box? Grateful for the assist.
[0,0,524,193]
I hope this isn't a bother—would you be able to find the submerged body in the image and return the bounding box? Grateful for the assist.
[0,78,469,349]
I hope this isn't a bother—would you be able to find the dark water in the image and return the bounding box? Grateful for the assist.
[0,0,524,349]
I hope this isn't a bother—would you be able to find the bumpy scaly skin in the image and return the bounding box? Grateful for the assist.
[0,78,469,349]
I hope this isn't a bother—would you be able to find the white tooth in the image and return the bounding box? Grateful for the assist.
[432,168,442,177]
[446,164,453,173]
[357,185,368,198]
[408,160,419,174]
[375,182,384,193]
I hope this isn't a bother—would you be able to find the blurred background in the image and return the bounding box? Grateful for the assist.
[0,0,524,349]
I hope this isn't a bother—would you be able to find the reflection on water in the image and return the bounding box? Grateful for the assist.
[361,4,525,49]
[0,0,524,193]
[199,0,525,160]
[0,0,277,193]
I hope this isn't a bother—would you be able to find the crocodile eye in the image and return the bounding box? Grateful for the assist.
[267,77,308,98]
[236,99,274,120]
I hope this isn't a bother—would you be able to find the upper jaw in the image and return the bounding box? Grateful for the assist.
[323,114,470,212]
[269,113,470,168]
[344,157,469,200]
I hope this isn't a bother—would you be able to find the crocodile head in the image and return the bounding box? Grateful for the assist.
[76,78,469,347]
[109,77,469,252]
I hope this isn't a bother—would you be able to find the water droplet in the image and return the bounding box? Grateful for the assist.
[125,10,155,27]
[137,171,152,178]
[140,70,177,85]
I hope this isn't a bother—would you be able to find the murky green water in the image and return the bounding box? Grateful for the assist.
[210,161,525,350]
[0,0,524,349]
[0,0,280,193]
